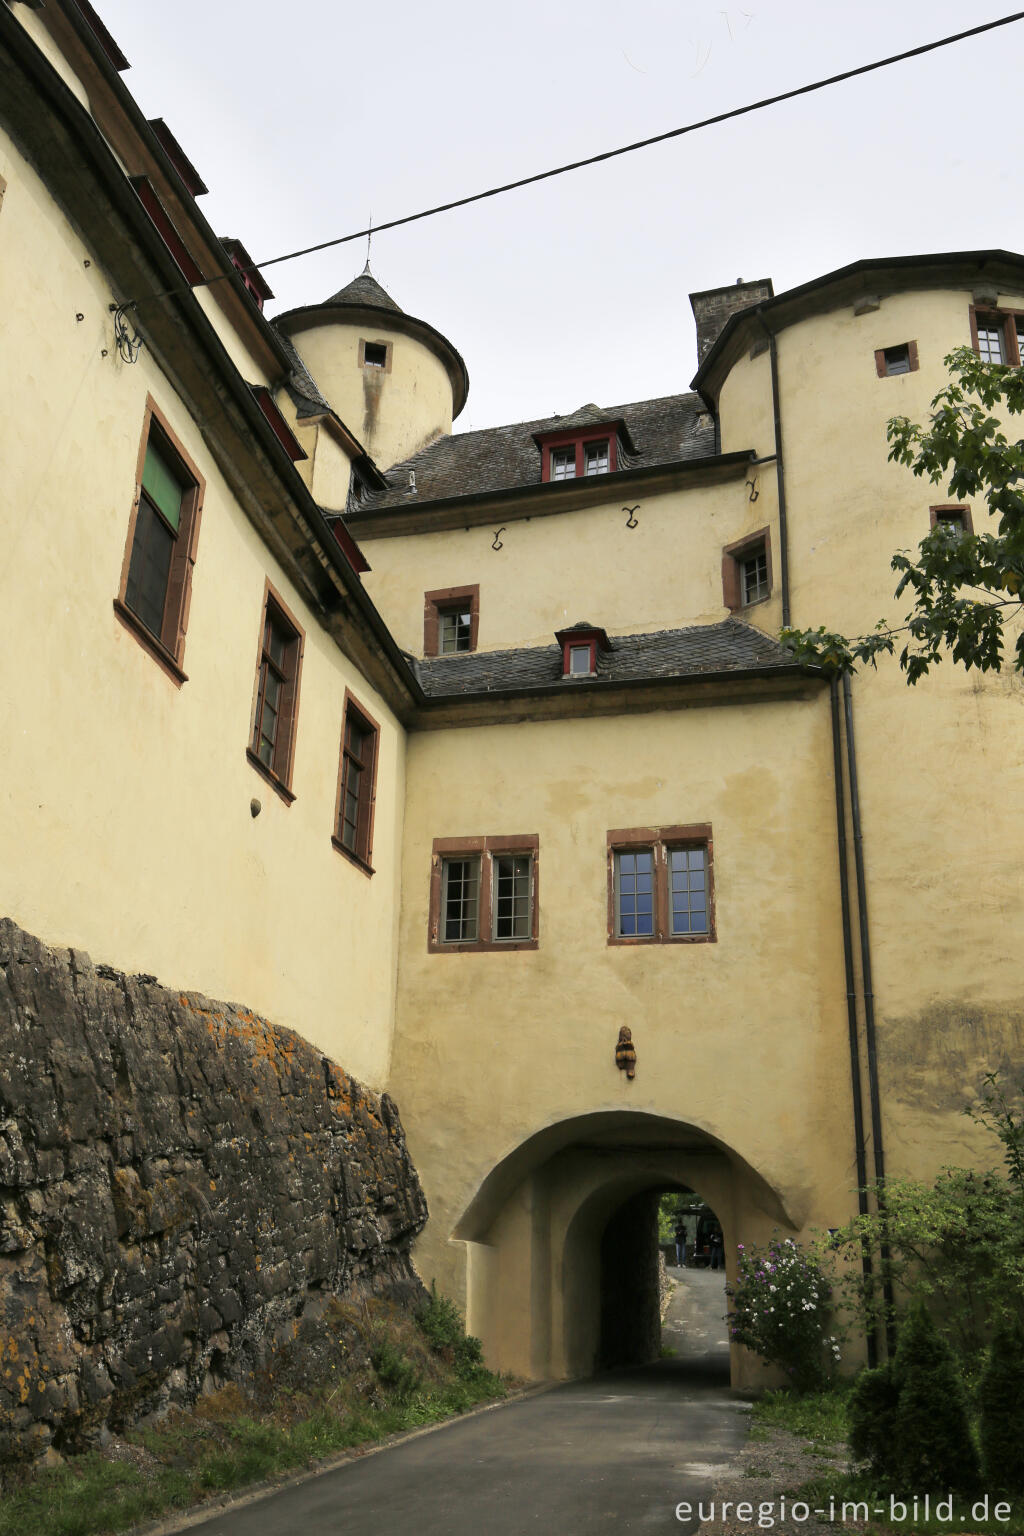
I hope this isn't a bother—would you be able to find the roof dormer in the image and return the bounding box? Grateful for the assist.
[555,622,611,678]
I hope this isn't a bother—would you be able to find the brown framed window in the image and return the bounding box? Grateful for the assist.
[607,825,715,945]
[247,583,304,801]
[115,397,205,685]
[874,342,919,378]
[428,835,539,953]
[722,527,772,612]
[333,693,379,873]
[970,307,1024,366]
[929,504,974,535]
[424,585,480,656]
[358,338,393,372]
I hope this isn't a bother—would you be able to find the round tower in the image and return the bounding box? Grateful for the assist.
[273,265,468,471]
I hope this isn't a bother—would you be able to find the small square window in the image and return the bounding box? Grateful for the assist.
[430,836,539,952]
[424,585,479,656]
[569,645,592,675]
[364,342,388,368]
[608,827,715,945]
[722,528,772,612]
[333,694,379,873]
[874,341,919,378]
[247,585,304,800]
[930,505,974,536]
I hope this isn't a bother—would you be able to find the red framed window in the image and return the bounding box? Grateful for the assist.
[970,307,1024,366]
[555,624,610,678]
[114,397,205,685]
[537,426,621,483]
[333,693,379,873]
[247,584,304,801]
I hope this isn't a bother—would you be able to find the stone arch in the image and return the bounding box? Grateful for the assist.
[451,1110,799,1387]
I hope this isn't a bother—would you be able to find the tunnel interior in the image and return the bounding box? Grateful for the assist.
[597,1185,727,1372]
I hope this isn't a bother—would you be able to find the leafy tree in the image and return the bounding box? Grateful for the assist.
[979,1314,1024,1494]
[824,1075,1024,1369]
[781,347,1024,681]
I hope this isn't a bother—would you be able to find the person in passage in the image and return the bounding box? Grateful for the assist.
[673,1218,687,1269]
[709,1224,725,1271]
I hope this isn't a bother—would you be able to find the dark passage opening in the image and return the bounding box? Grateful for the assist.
[597,1185,728,1373]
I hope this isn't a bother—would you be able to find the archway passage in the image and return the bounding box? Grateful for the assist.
[453,1110,795,1387]
[597,1186,729,1374]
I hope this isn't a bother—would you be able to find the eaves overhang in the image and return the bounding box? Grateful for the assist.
[0,6,425,720]
[409,663,824,732]
[42,0,296,384]
[274,301,470,421]
[691,248,1024,403]
[344,450,755,541]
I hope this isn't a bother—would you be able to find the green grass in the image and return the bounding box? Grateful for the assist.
[752,1385,1024,1534]
[751,1384,850,1447]
[0,1296,507,1536]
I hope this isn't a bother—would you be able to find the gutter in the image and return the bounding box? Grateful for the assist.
[347,451,755,537]
[829,681,876,1368]
[841,673,896,1352]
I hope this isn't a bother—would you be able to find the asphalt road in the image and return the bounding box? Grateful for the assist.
[192,1268,745,1536]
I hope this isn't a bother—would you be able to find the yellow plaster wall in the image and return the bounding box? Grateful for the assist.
[731,290,1024,1190]
[285,320,453,472]
[0,129,404,1089]
[359,478,782,654]
[390,694,858,1373]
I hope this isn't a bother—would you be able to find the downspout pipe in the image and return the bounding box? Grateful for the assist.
[755,312,791,627]
[842,672,896,1349]
[830,679,877,1368]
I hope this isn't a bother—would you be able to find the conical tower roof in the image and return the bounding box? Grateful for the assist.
[325,263,402,313]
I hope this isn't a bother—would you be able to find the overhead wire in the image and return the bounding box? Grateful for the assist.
[126,10,1024,308]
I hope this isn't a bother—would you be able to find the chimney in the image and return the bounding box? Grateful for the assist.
[689,277,774,365]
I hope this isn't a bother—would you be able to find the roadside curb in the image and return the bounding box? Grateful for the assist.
[127,1381,559,1536]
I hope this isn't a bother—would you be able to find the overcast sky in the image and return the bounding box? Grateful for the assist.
[93,2,1021,433]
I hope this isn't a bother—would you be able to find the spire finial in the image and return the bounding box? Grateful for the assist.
[362,211,372,274]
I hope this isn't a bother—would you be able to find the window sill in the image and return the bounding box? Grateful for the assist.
[428,938,539,955]
[608,933,715,947]
[245,747,296,805]
[729,593,772,615]
[113,599,188,687]
[331,836,375,877]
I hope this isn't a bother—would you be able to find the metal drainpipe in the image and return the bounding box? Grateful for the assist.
[755,313,791,627]
[842,672,896,1350]
[830,679,877,1368]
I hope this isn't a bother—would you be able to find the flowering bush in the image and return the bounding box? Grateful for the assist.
[726,1236,839,1392]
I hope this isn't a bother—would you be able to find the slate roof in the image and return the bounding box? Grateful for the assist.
[275,329,333,419]
[364,392,716,509]
[413,620,798,698]
[325,266,402,312]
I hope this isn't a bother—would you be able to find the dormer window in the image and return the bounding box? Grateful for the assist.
[584,440,609,476]
[556,623,610,679]
[551,447,576,481]
[537,425,622,484]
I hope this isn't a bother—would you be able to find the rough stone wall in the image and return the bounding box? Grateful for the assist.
[0,919,427,1456]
